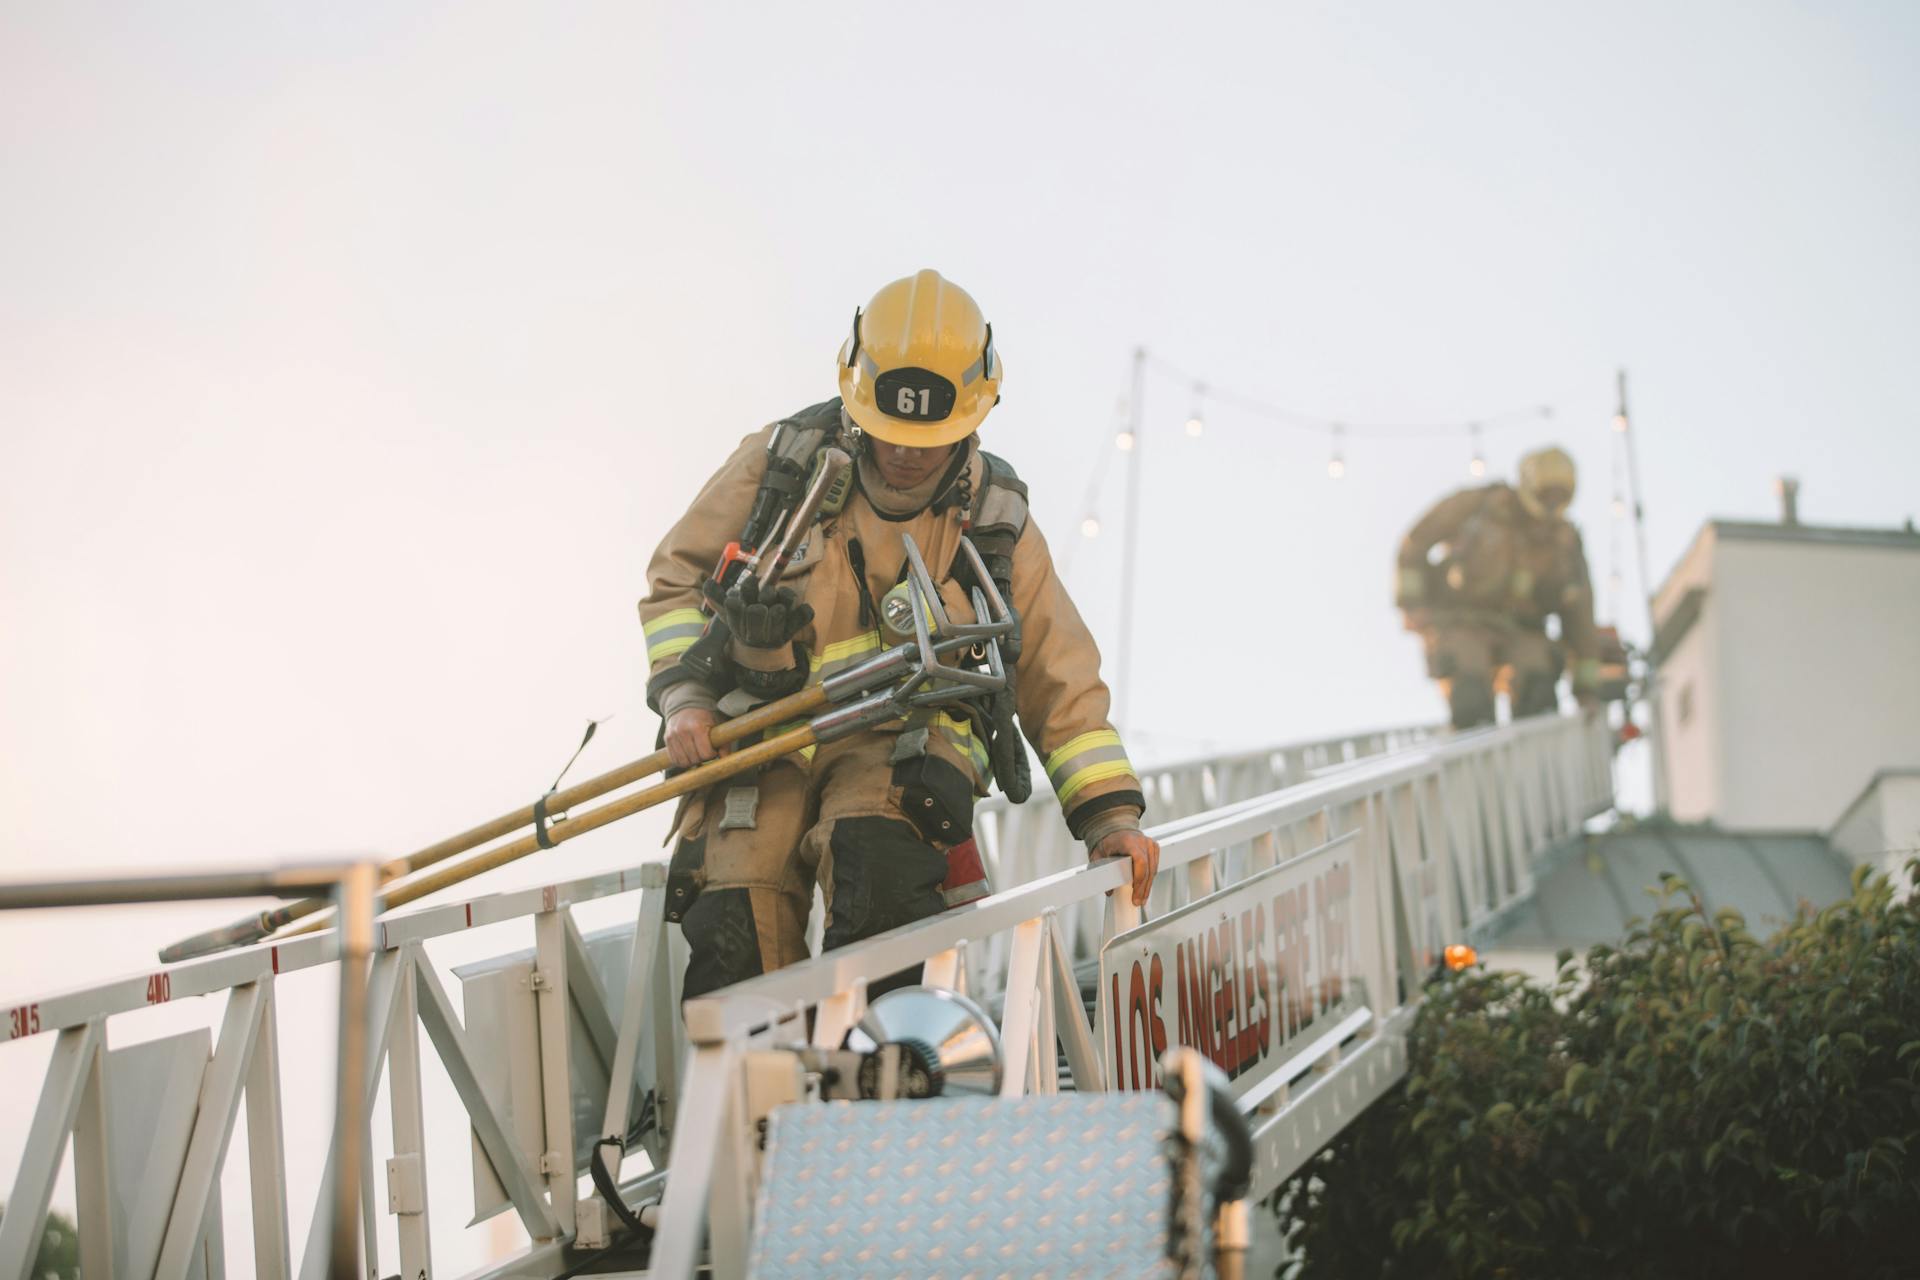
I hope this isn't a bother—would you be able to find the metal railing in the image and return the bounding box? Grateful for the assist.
[0,860,380,1280]
[0,713,1604,1280]
[973,722,1440,987]
[655,710,1612,1276]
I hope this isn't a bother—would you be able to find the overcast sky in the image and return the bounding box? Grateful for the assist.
[3,1,1915,1268]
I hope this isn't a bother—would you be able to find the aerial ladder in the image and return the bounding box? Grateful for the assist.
[0,546,1613,1278]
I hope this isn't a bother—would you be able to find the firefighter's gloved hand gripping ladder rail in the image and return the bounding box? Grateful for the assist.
[159,518,1018,962]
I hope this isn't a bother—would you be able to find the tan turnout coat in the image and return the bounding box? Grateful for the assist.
[640,423,1144,840]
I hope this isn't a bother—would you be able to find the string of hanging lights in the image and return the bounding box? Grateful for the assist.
[1079,346,1565,538]
[1088,344,1656,743]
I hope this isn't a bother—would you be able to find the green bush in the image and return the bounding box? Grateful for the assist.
[1280,865,1920,1279]
[0,1204,78,1279]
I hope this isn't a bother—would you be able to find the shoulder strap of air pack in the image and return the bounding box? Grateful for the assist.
[739,399,852,547]
[966,450,1029,596]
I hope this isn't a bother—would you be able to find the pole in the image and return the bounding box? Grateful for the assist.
[164,454,855,964]
[328,861,378,1280]
[1115,345,1146,734]
[1618,370,1656,640]
[1616,368,1670,811]
[280,721,826,936]
[0,857,381,1280]
[159,683,835,961]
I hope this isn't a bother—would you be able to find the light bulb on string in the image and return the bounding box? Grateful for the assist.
[1115,429,1135,452]
[1328,424,1346,480]
[1184,382,1205,437]
[1612,413,1629,433]
[1080,515,1102,539]
[1611,494,1627,519]
[1468,422,1487,477]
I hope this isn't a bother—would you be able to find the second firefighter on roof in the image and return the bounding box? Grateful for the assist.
[1396,446,1603,730]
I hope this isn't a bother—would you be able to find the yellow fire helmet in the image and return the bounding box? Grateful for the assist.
[1516,445,1577,519]
[837,269,1002,448]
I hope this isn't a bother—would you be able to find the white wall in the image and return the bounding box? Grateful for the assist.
[1829,770,1920,896]
[1654,526,1920,831]
[1653,527,1723,823]
[1712,538,1920,829]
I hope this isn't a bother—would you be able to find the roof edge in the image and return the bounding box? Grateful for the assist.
[1709,519,1920,550]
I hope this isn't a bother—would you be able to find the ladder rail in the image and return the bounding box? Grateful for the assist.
[0,713,1610,1280]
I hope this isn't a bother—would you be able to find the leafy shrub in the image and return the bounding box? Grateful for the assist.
[1280,865,1920,1279]
[0,1204,78,1279]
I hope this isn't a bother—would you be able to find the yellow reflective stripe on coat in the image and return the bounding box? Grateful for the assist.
[930,711,991,779]
[808,631,887,683]
[1045,729,1132,807]
[643,608,707,665]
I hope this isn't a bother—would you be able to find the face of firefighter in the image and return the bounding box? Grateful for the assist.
[868,438,954,490]
[1534,484,1573,518]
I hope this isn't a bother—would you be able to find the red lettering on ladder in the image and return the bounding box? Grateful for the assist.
[146,973,172,1005]
[1209,924,1236,1075]
[1176,942,1193,1049]
[1148,953,1168,1080]
[1184,935,1215,1066]
[1237,907,1262,1068]
[1252,903,1273,1056]
[1127,960,1151,1089]
[7,1004,40,1038]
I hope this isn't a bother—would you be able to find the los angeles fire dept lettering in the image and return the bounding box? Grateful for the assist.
[1102,847,1358,1093]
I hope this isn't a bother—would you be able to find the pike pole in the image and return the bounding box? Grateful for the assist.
[275,683,905,936]
[160,447,855,964]
[158,683,832,960]
[159,522,1017,962]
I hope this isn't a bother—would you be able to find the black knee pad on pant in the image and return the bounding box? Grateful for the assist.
[1450,677,1495,730]
[892,750,975,846]
[664,830,706,925]
[822,816,947,952]
[681,888,764,1002]
[1513,671,1558,718]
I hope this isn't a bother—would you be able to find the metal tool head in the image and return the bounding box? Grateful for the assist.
[890,533,1014,709]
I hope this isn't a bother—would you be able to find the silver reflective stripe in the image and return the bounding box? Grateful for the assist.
[644,621,706,664]
[811,639,887,685]
[1046,740,1130,789]
[931,720,990,779]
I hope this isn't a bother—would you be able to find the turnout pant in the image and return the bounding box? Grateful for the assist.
[1422,621,1561,730]
[664,726,983,1002]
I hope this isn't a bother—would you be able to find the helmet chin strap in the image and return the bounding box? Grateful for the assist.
[855,434,973,521]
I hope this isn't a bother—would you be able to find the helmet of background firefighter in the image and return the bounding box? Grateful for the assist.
[838,269,1002,448]
[1516,445,1577,519]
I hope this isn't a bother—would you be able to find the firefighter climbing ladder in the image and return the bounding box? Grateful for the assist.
[0,711,1610,1279]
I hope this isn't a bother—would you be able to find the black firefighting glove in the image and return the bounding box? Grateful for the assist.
[987,687,1032,803]
[722,577,815,650]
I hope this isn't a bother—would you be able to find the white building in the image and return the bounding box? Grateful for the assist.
[1485,486,1920,977]
[1650,482,1920,855]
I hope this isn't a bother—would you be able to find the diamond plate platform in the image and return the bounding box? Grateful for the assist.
[747,1094,1181,1279]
